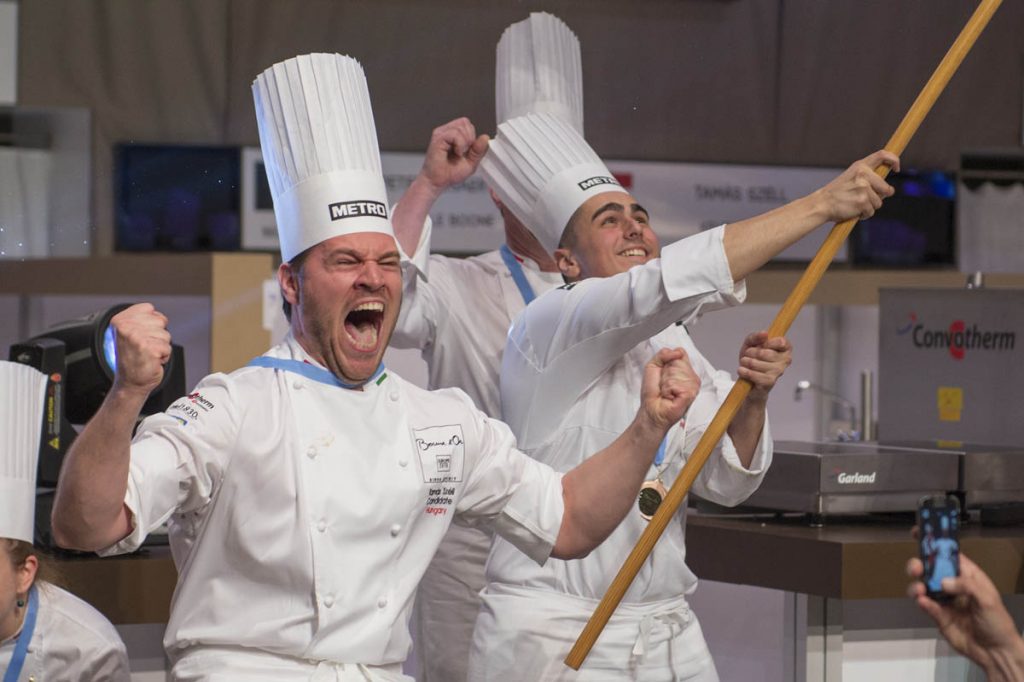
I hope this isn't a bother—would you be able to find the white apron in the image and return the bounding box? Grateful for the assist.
[468,584,718,682]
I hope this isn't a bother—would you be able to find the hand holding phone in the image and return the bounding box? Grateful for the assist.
[917,494,961,601]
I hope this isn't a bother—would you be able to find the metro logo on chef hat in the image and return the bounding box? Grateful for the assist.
[480,112,620,255]
[0,361,48,543]
[496,12,583,133]
[252,53,393,263]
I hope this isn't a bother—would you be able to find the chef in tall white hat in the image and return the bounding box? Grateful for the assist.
[466,113,898,679]
[50,52,704,681]
[0,361,129,681]
[389,13,586,682]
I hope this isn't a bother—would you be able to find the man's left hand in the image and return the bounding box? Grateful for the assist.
[641,347,701,431]
[737,332,792,401]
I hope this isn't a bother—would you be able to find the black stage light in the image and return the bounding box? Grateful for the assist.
[9,303,185,486]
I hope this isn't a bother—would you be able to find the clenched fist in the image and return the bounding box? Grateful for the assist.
[641,347,701,431]
[816,150,900,223]
[108,303,172,395]
[419,117,489,194]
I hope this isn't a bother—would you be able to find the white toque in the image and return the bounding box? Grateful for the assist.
[496,12,583,133]
[0,361,48,543]
[480,112,620,255]
[252,53,393,263]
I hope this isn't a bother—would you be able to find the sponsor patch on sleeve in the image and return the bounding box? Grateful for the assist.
[167,391,216,425]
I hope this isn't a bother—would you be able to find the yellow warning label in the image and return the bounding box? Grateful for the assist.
[937,386,963,422]
[48,437,60,449]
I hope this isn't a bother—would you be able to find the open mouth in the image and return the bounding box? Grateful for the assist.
[619,247,647,259]
[344,302,385,352]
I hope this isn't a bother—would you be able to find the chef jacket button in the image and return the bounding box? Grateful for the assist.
[307,446,318,459]
[388,390,399,402]
[293,379,304,390]
[390,523,401,537]
[398,459,408,468]
[324,594,335,608]
[377,596,388,609]
[317,519,327,533]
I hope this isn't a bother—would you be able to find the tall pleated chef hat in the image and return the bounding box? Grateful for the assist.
[480,112,620,255]
[0,361,48,543]
[252,53,392,263]
[496,12,583,133]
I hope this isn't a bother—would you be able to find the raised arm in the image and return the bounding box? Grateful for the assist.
[51,303,170,551]
[553,347,699,559]
[391,117,489,257]
[722,150,900,282]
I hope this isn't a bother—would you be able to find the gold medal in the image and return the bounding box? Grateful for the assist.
[638,478,668,521]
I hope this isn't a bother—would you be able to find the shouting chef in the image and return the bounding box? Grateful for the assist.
[50,53,705,681]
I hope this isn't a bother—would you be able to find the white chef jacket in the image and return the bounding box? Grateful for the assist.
[0,582,130,681]
[392,217,564,418]
[471,226,772,679]
[99,335,565,679]
[391,217,563,682]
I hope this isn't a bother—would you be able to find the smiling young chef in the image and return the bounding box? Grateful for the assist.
[49,53,707,682]
[467,112,898,680]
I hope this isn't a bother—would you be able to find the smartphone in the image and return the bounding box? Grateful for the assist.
[917,494,961,602]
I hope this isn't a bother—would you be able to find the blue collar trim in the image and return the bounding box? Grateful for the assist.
[247,356,386,389]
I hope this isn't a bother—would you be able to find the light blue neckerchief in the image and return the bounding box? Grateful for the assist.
[3,585,39,682]
[247,357,386,389]
[499,244,537,305]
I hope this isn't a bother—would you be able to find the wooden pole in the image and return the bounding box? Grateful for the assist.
[565,0,1003,669]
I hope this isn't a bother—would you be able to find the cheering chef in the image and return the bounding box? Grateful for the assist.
[50,53,705,682]
[389,14,583,682]
[1,361,129,681]
[467,113,899,680]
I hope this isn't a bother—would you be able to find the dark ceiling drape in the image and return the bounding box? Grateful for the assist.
[17,0,1023,255]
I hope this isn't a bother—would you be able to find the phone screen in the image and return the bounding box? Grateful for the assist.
[918,495,961,600]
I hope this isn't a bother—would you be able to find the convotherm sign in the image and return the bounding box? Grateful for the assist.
[879,288,1024,445]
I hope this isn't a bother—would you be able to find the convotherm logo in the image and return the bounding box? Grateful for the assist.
[328,200,388,221]
[896,312,1015,361]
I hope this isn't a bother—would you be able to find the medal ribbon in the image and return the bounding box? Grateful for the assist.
[4,585,39,682]
[653,436,668,468]
[499,244,537,305]
[247,357,385,389]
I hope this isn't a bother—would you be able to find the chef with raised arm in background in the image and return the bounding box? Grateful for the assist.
[389,14,584,681]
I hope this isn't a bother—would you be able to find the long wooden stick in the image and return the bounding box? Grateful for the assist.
[565,0,1003,669]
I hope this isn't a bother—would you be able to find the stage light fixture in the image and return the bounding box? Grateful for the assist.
[8,303,185,486]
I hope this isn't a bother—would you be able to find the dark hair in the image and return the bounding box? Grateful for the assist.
[558,205,584,250]
[2,538,63,589]
[281,247,313,323]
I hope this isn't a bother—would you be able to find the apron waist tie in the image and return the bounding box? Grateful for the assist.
[631,604,693,658]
